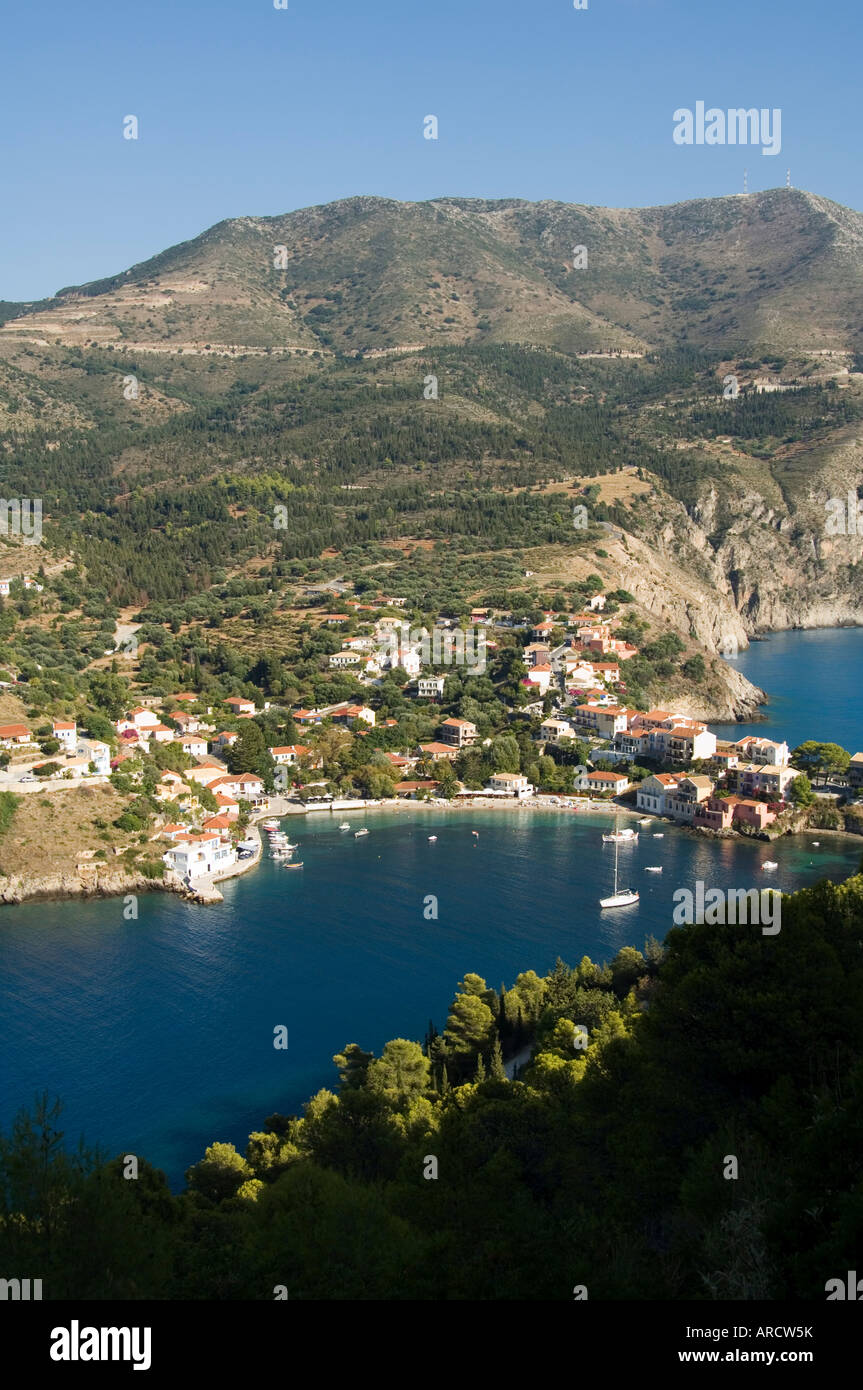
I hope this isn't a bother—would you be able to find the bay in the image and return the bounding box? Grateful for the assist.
[0,806,858,1188]
[712,626,863,751]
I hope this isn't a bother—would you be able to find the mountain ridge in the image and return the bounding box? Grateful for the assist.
[4,188,862,358]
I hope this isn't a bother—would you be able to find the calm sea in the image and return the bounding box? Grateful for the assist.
[1,802,858,1186]
[712,627,863,751]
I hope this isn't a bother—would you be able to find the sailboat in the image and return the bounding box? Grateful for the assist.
[599,835,639,909]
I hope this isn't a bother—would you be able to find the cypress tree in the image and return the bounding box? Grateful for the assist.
[489,1036,506,1081]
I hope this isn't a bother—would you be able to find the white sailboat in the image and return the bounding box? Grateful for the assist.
[600,835,639,909]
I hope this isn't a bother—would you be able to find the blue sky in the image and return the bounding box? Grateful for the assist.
[2,0,859,300]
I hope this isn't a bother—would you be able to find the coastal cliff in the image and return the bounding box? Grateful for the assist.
[0,866,178,907]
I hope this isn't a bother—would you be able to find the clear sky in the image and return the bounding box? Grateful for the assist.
[2,0,859,301]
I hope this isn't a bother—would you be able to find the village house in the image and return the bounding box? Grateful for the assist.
[523,664,552,695]
[439,717,478,748]
[586,769,630,797]
[663,774,715,822]
[322,614,350,627]
[225,696,256,717]
[52,720,77,750]
[76,738,111,775]
[613,729,651,759]
[385,751,419,772]
[849,752,863,790]
[418,742,458,763]
[531,620,556,641]
[329,650,362,668]
[331,703,376,728]
[636,772,680,816]
[650,719,717,763]
[572,704,630,739]
[214,794,240,820]
[148,724,175,743]
[171,711,202,734]
[185,765,228,787]
[695,794,777,832]
[271,745,321,768]
[733,762,796,799]
[0,723,32,747]
[155,771,192,803]
[208,773,265,804]
[524,642,552,668]
[179,735,208,760]
[163,831,236,882]
[735,735,790,766]
[117,707,161,734]
[213,731,238,752]
[539,717,574,745]
[393,779,439,799]
[486,771,534,798]
[416,676,446,700]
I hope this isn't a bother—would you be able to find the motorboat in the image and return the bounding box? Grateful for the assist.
[639,818,652,825]
[339,822,351,830]
[428,835,437,842]
[283,861,303,869]
[762,861,778,871]
[354,828,369,837]
[262,820,279,830]
[652,833,664,838]
[644,866,663,873]
[600,835,639,909]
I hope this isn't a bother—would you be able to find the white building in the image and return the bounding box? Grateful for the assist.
[163,832,236,881]
[52,720,77,749]
[486,772,534,798]
[417,676,446,700]
[77,738,111,775]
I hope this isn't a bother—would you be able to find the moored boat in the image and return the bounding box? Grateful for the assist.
[599,836,639,909]
[354,828,369,837]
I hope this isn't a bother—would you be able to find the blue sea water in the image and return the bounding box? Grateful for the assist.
[711,627,863,752]
[1,801,858,1187]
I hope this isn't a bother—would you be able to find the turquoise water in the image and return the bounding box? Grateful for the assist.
[712,627,863,751]
[1,806,858,1187]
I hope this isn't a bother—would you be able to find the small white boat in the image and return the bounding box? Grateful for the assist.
[355,828,369,837]
[762,861,778,871]
[283,861,303,870]
[639,818,652,826]
[652,833,664,839]
[428,835,437,842]
[599,836,639,909]
[645,866,663,873]
[811,841,820,846]
[339,822,351,830]
[262,820,279,830]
